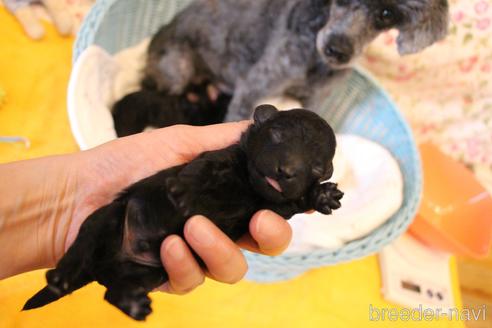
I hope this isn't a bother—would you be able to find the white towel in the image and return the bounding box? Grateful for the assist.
[67,40,150,150]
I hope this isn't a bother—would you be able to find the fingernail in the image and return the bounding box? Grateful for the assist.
[187,216,216,247]
[166,237,186,261]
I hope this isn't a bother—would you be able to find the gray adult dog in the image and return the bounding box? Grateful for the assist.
[145,0,449,121]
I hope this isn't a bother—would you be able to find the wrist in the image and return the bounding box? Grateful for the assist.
[0,153,82,278]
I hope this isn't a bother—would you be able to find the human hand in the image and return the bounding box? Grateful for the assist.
[68,122,292,293]
[5,0,72,40]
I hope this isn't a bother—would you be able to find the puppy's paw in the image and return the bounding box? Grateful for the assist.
[105,287,152,321]
[166,177,192,217]
[312,182,343,215]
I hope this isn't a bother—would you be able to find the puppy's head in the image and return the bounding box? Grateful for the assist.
[242,105,336,203]
[317,0,449,67]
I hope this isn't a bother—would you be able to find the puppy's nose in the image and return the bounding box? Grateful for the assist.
[324,34,354,64]
[276,156,305,181]
[277,164,297,180]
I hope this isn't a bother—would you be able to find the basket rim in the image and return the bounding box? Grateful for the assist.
[73,0,121,63]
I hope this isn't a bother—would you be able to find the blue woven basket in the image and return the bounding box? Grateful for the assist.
[73,0,422,282]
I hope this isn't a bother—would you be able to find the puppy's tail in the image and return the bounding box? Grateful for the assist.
[22,286,64,311]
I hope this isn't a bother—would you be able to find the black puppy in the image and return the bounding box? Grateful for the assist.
[112,82,232,137]
[23,105,343,320]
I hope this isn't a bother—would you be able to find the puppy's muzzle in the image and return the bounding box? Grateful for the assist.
[269,160,310,199]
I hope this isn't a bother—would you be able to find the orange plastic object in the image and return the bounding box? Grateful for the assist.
[409,143,492,258]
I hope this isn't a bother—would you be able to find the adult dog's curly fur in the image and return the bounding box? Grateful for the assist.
[145,0,449,121]
[23,106,343,321]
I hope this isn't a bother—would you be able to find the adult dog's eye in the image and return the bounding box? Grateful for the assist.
[376,7,399,29]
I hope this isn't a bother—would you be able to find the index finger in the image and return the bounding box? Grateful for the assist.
[147,120,252,162]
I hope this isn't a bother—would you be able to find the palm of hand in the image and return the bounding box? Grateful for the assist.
[65,123,249,251]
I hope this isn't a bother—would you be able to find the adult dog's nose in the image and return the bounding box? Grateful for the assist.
[324,34,354,64]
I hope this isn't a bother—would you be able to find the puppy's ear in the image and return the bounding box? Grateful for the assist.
[397,0,449,55]
[254,105,279,125]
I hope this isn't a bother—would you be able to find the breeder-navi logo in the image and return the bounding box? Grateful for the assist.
[369,304,487,322]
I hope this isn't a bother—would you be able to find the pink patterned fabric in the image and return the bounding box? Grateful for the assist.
[360,0,492,191]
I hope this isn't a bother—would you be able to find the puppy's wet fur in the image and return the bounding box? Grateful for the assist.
[23,106,343,321]
[112,82,232,137]
[145,0,449,121]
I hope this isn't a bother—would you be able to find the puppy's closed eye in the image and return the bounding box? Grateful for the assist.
[311,159,326,179]
[312,166,325,179]
[270,128,284,144]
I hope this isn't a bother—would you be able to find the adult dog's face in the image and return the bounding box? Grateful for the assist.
[317,0,449,68]
[243,105,337,203]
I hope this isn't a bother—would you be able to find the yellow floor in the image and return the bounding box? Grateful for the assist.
[0,7,465,328]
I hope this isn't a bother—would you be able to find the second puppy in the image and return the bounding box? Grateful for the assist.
[112,82,232,137]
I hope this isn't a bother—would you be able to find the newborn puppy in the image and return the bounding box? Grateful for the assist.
[112,82,232,137]
[23,105,343,321]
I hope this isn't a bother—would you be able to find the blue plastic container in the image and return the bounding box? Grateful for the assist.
[73,0,422,282]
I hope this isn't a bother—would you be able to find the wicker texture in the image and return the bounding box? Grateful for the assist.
[73,0,422,282]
